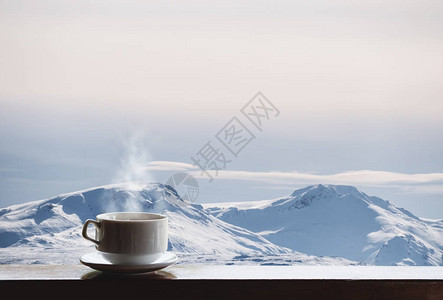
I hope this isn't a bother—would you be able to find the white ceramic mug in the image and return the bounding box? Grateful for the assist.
[82,212,168,265]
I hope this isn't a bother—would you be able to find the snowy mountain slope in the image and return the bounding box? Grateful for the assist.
[0,182,293,260]
[204,184,443,266]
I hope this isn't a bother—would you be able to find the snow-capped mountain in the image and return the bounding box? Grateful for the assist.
[205,184,443,266]
[0,182,357,265]
[2,183,439,266]
[0,183,291,261]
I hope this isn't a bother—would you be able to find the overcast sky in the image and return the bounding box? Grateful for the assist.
[1,0,442,217]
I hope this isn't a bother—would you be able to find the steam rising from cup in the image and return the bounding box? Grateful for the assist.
[110,131,156,212]
[115,131,155,184]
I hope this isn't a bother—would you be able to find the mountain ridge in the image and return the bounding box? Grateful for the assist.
[204,184,443,265]
[0,182,358,265]
[1,183,441,265]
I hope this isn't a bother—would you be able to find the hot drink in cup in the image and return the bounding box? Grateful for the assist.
[82,212,168,265]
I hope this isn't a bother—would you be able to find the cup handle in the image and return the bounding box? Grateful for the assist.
[82,219,101,245]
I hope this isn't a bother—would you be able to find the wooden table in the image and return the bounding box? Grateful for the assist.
[1,265,443,299]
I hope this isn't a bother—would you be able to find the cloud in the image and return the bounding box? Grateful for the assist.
[188,169,443,186]
[145,160,443,196]
[146,161,443,188]
[145,161,198,172]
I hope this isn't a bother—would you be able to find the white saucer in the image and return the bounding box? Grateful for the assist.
[80,251,177,274]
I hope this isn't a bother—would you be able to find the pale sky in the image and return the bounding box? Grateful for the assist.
[1,0,442,217]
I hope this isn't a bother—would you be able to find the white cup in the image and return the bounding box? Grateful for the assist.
[82,212,168,265]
